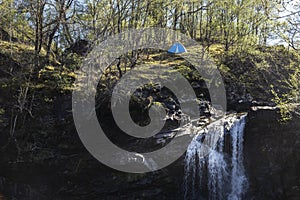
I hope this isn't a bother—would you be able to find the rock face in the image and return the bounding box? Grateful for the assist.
[244,109,300,200]
[0,28,10,41]
[0,108,299,199]
[66,39,91,56]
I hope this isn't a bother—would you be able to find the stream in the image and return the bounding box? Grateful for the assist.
[184,114,247,200]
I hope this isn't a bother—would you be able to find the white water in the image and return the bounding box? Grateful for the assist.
[184,114,248,200]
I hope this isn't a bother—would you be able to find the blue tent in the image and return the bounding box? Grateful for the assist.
[167,42,187,54]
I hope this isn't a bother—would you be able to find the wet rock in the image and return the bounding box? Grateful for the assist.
[0,28,17,42]
[66,39,91,56]
[244,109,300,199]
[199,100,211,117]
[251,105,279,111]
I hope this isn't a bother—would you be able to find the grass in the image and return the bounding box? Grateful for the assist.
[0,40,47,66]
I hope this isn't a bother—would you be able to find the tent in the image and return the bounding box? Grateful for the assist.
[167,42,187,54]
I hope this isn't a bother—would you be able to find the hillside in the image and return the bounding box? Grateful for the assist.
[0,38,299,152]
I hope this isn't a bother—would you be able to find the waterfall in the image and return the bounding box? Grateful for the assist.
[184,114,248,200]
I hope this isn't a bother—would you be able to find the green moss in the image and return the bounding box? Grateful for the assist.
[219,64,230,73]
[152,101,164,108]
[45,65,55,71]
[0,107,4,123]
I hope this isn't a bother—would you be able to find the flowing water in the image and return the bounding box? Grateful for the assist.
[184,114,248,200]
